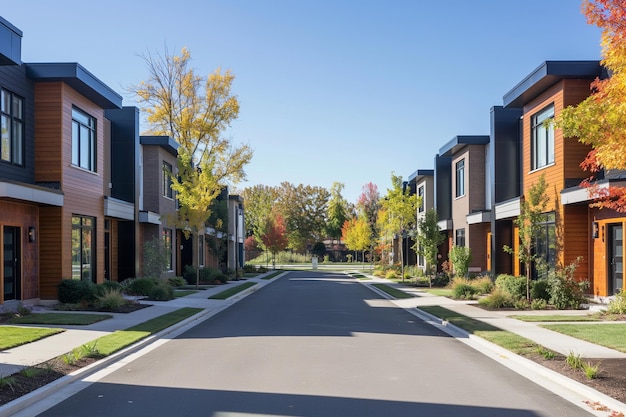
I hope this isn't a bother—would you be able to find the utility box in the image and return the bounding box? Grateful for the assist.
[312,255,318,270]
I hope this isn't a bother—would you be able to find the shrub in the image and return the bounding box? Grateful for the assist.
[148,281,174,301]
[385,270,398,280]
[478,288,514,309]
[311,241,326,258]
[495,274,526,300]
[122,277,157,296]
[167,276,186,287]
[183,265,197,285]
[95,288,126,310]
[547,259,588,310]
[531,279,550,301]
[531,298,548,310]
[199,267,228,284]
[514,298,531,310]
[431,273,450,287]
[57,279,95,304]
[472,275,494,294]
[607,290,626,314]
[450,278,478,300]
[94,280,122,297]
[449,246,471,277]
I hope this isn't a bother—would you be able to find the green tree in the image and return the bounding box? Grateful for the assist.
[449,246,472,278]
[357,182,380,266]
[415,208,445,286]
[241,184,278,249]
[380,173,420,280]
[132,48,253,288]
[326,182,349,244]
[504,174,550,301]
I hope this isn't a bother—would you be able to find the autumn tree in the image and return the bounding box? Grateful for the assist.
[357,182,380,264]
[558,0,626,210]
[341,217,371,267]
[261,213,289,268]
[132,48,252,288]
[380,173,420,280]
[415,208,445,286]
[326,182,349,244]
[504,175,550,301]
[241,184,278,249]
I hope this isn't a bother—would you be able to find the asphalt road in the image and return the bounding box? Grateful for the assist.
[31,271,594,417]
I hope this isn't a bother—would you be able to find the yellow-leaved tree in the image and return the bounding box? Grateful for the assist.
[132,48,253,287]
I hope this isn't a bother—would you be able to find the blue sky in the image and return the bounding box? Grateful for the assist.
[3,1,603,204]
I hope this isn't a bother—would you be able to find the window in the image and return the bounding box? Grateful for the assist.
[418,185,425,213]
[533,212,556,278]
[455,159,465,197]
[162,228,173,271]
[455,229,465,247]
[1,89,24,165]
[72,216,95,282]
[72,107,96,171]
[417,244,425,267]
[162,161,173,199]
[531,105,555,170]
[198,235,205,267]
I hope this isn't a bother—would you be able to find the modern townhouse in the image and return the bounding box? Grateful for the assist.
[406,169,434,272]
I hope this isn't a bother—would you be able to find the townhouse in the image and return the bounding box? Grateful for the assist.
[407,60,623,298]
[0,16,242,308]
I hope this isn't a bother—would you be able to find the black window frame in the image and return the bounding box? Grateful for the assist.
[71,107,97,172]
[455,159,465,198]
[531,104,555,171]
[0,88,25,166]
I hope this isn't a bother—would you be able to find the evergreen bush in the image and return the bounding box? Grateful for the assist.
[57,279,95,304]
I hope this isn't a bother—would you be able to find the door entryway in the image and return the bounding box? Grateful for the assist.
[3,226,21,301]
[608,224,623,295]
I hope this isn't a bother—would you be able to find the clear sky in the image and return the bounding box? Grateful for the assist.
[2,0,603,204]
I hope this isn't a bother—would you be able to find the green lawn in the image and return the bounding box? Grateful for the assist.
[422,288,453,297]
[371,283,414,299]
[7,313,112,325]
[261,271,283,280]
[209,282,257,299]
[542,323,626,353]
[0,326,65,351]
[511,314,601,322]
[173,290,198,298]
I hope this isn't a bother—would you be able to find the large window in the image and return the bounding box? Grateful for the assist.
[455,159,465,197]
[162,228,173,271]
[162,161,173,199]
[531,105,555,170]
[1,89,24,165]
[72,216,95,282]
[533,212,556,278]
[455,229,466,247]
[418,185,425,213]
[72,107,96,171]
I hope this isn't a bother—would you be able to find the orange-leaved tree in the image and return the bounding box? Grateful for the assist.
[558,0,626,211]
[261,213,288,268]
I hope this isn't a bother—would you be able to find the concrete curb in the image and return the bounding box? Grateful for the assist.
[0,272,286,417]
[362,280,626,417]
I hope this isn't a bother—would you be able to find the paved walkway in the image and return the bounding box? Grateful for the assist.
[1,270,625,416]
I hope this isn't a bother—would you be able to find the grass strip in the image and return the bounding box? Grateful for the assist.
[173,290,198,298]
[542,323,626,353]
[418,305,548,356]
[422,288,453,297]
[371,283,414,299]
[511,314,601,322]
[262,271,283,280]
[7,313,112,326]
[0,326,64,351]
[93,307,203,356]
[209,282,257,299]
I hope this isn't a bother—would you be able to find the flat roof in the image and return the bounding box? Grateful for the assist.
[0,16,22,65]
[140,136,179,156]
[408,169,434,182]
[25,62,122,109]
[438,135,489,156]
[503,61,602,108]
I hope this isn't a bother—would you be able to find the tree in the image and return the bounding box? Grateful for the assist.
[261,213,289,268]
[357,182,380,266]
[341,217,371,267]
[241,184,278,248]
[449,246,472,278]
[415,208,445,286]
[380,173,420,280]
[326,182,349,244]
[504,174,550,301]
[558,0,626,211]
[274,182,330,251]
[132,48,253,288]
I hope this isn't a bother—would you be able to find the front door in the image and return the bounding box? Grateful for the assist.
[3,226,21,301]
[609,224,623,295]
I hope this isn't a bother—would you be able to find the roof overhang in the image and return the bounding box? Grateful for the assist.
[140,136,179,156]
[467,210,491,224]
[495,197,521,220]
[561,180,626,205]
[104,196,134,220]
[439,135,489,157]
[139,211,161,225]
[408,169,434,183]
[0,180,63,206]
[503,61,602,108]
[437,219,453,231]
[25,62,122,109]
[0,17,22,65]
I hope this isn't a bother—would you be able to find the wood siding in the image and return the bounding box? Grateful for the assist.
[590,208,626,296]
[35,82,107,298]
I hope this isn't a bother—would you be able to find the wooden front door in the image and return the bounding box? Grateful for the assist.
[3,226,21,301]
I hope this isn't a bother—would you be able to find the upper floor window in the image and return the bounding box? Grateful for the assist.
[72,107,96,172]
[455,159,465,197]
[1,89,24,165]
[162,161,173,199]
[531,105,554,170]
[455,229,466,247]
[418,185,425,213]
